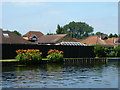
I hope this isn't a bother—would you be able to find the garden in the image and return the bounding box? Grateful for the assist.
[16,49,64,65]
[15,45,120,65]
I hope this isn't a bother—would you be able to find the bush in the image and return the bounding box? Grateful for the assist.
[107,46,120,57]
[47,49,64,62]
[114,46,120,57]
[94,45,107,57]
[16,49,42,64]
[108,51,116,57]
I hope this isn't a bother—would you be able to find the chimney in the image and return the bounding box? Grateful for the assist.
[113,38,116,43]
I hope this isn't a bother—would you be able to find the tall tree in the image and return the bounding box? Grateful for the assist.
[12,30,22,36]
[56,24,63,34]
[59,21,94,39]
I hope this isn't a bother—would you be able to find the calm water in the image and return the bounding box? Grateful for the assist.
[1,60,119,88]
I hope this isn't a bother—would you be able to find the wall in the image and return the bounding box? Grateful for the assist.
[2,44,95,59]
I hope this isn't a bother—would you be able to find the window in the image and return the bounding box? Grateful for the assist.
[3,33,9,37]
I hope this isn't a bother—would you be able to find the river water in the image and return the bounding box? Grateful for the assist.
[1,59,119,88]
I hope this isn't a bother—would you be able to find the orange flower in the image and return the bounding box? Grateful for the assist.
[35,49,39,52]
[23,50,27,52]
[29,58,32,60]
[18,49,20,52]
[30,54,32,56]
[60,51,63,53]
[16,50,18,53]
[25,57,27,58]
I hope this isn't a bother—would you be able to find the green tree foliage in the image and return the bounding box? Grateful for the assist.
[94,45,106,57]
[114,46,120,57]
[57,21,94,39]
[12,30,22,36]
[113,34,118,37]
[56,24,64,34]
[109,33,113,38]
[95,32,108,36]
[96,32,101,35]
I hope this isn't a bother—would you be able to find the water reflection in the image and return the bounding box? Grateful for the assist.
[2,60,119,88]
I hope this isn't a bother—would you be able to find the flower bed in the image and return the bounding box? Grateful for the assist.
[16,49,42,64]
[47,49,64,62]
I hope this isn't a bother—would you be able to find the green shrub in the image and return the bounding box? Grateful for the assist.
[94,45,107,57]
[16,49,42,64]
[108,51,116,57]
[47,49,64,62]
[114,46,120,57]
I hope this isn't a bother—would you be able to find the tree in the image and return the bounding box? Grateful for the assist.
[56,24,63,34]
[91,33,95,36]
[59,21,94,39]
[113,34,118,37]
[12,30,22,36]
[109,33,113,38]
[96,32,101,35]
[95,32,108,36]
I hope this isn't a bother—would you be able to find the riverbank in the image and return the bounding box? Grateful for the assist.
[1,57,118,62]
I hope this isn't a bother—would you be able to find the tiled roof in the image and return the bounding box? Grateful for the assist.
[23,31,44,38]
[38,34,67,44]
[79,35,120,45]
[1,31,33,44]
[73,38,84,42]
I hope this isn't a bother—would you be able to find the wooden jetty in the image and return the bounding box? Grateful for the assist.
[63,58,107,64]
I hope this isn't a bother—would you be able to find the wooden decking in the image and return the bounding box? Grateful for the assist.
[63,58,107,64]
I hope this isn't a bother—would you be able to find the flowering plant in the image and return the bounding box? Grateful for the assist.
[16,49,42,64]
[47,49,64,62]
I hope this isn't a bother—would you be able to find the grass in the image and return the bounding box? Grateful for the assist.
[0,58,49,62]
[0,59,18,62]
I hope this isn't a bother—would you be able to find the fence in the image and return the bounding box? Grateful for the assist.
[2,44,95,59]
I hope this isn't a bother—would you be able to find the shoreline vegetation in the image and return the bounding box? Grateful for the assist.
[1,57,119,63]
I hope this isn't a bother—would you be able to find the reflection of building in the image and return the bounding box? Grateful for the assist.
[23,31,44,43]
[1,31,33,44]
[74,34,120,47]
[38,34,76,45]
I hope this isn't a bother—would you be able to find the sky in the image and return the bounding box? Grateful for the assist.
[2,2,118,35]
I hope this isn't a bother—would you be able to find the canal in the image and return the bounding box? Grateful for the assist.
[1,59,119,88]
